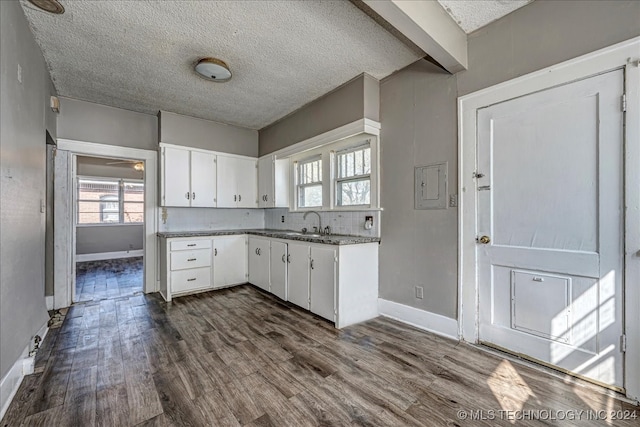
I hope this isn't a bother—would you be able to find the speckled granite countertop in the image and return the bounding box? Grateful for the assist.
[157,229,380,245]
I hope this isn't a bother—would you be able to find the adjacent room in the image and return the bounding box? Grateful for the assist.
[1,0,638,425]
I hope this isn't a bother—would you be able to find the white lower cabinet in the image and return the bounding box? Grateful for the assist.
[213,236,247,288]
[287,242,310,309]
[160,234,379,328]
[269,241,288,301]
[310,246,336,321]
[248,237,270,292]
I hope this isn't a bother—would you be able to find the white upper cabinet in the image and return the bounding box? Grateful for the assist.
[258,155,290,208]
[162,146,191,207]
[217,155,258,208]
[190,151,217,207]
[161,145,216,207]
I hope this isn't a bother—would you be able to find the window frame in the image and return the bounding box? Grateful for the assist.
[334,143,372,208]
[76,176,145,226]
[295,155,324,209]
[289,135,379,212]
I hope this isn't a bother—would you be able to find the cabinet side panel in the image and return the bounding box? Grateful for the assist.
[337,243,379,328]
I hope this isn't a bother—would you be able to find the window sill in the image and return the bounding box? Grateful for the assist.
[76,223,144,227]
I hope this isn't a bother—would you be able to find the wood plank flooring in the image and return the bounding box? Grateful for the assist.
[2,285,637,426]
[75,257,143,302]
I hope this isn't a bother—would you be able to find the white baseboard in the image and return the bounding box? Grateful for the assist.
[45,296,53,311]
[76,249,144,262]
[378,299,459,340]
[0,322,49,420]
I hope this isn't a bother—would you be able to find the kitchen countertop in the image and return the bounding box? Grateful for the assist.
[157,229,380,245]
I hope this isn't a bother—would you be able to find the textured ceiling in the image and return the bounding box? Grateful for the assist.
[20,0,421,130]
[438,0,533,33]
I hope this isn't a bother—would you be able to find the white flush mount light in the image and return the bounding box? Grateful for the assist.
[28,0,65,14]
[194,58,232,82]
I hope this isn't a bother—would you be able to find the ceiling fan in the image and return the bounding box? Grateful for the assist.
[106,159,145,171]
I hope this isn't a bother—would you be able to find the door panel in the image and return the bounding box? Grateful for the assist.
[270,241,287,300]
[162,146,190,207]
[310,246,336,321]
[213,236,247,288]
[287,243,310,309]
[236,157,258,208]
[248,237,269,291]
[477,70,624,388]
[190,151,216,208]
[258,156,273,208]
[217,155,238,208]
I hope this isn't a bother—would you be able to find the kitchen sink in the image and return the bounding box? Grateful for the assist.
[277,231,323,238]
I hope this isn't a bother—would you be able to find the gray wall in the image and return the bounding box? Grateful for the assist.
[259,73,380,155]
[76,226,144,255]
[0,0,54,379]
[58,97,158,150]
[379,0,640,320]
[159,111,258,157]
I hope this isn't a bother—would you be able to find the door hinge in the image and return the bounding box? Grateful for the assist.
[473,171,485,179]
[622,94,627,112]
[620,334,627,352]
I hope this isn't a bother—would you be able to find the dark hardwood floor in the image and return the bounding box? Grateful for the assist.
[75,257,143,302]
[2,285,637,426]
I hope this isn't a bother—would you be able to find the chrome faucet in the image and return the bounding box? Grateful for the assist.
[303,211,322,234]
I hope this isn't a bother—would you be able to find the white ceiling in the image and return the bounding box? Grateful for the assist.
[437,0,533,33]
[21,1,533,130]
[20,0,421,130]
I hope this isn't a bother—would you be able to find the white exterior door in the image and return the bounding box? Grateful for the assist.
[287,242,310,309]
[190,151,216,208]
[162,146,190,207]
[310,246,336,321]
[477,70,624,388]
[270,241,287,300]
[213,236,247,288]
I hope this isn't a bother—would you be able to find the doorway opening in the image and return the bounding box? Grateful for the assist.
[73,155,145,302]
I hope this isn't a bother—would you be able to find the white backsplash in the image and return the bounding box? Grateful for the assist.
[265,208,381,237]
[159,208,265,232]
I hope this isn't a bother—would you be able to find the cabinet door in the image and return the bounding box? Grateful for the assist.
[162,146,190,207]
[287,243,310,309]
[190,151,217,208]
[273,158,290,208]
[236,157,258,208]
[257,156,274,208]
[269,241,287,300]
[216,155,238,208]
[213,236,247,288]
[248,238,270,291]
[310,246,336,321]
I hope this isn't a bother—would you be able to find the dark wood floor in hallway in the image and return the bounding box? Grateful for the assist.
[2,285,636,426]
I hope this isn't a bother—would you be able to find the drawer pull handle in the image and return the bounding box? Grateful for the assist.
[187,278,196,282]
[187,258,197,262]
[187,244,196,247]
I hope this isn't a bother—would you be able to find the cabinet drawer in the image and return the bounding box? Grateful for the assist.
[170,239,212,251]
[171,249,212,270]
[171,267,211,293]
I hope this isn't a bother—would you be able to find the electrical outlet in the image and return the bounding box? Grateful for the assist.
[415,286,424,299]
[449,194,458,207]
[281,215,285,223]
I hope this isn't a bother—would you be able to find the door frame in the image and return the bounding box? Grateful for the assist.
[53,139,158,308]
[458,36,640,400]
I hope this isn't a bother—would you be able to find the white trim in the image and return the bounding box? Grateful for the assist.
[158,142,257,160]
[378,299,459,341]
[267,118,381,159]
[76,249,144,263]
[53,139,158,309]
[45,296,53,311]
[0,322,48,421]
[458,36,640,400]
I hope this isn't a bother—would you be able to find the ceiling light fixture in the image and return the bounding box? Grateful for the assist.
[134,162,144,172]
[28,0,65,14]
[194,57,232,82]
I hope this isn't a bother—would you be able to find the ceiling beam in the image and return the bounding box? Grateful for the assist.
[361,0,468,73]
